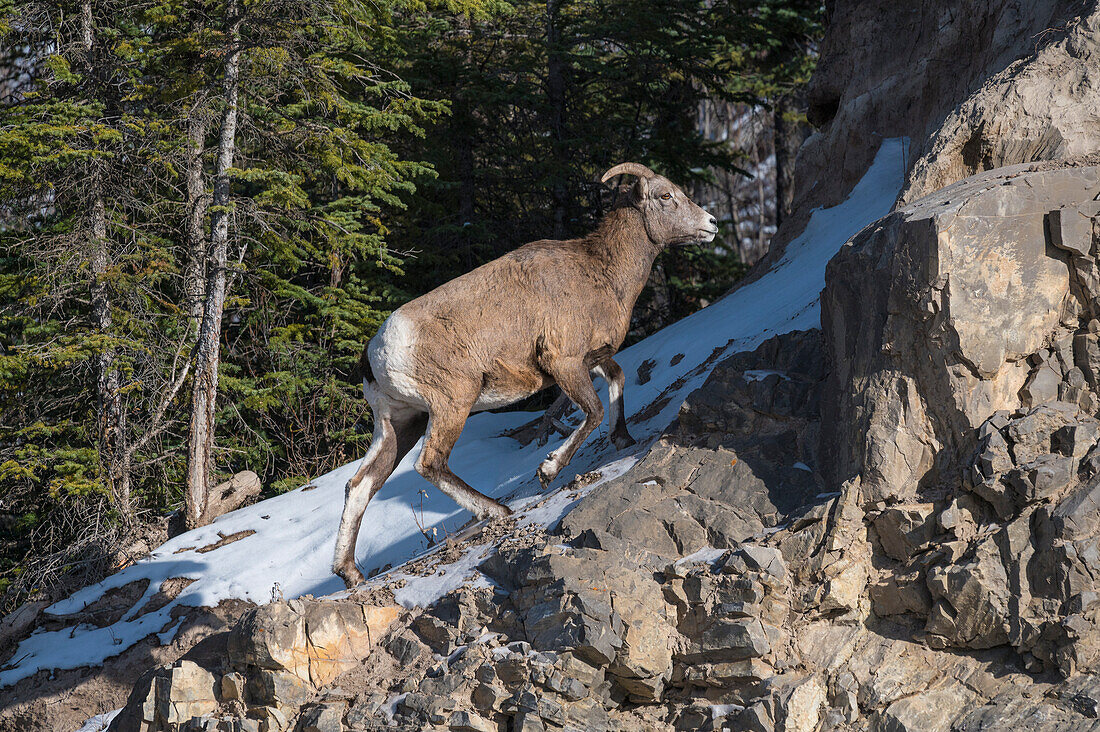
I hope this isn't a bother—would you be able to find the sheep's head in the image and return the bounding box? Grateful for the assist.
[601,163,718,247]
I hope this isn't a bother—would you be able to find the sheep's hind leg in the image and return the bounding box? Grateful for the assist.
[593,358,636,450]
[416,401,512,520]
[538,358,604,487]
[333,405,426,587]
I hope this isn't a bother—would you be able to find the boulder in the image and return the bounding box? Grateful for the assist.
[925,536,1010,649]
[822,163,1100,506]
[297,703,345,732]
[228,598,400,688]
[873,504,938,561]
[877,683,976,732]
[776,675,826,732]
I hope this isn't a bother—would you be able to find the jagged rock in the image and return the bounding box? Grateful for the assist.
[732,702,774,732]
[869,571,932,618]
[158,661,219,728]
[1022,360,1062,408]
[607,611,672,698]
[249,669,314,708]
[235,719,262,732]
[675,552,788,669]
[873,504,937,561]
[228,598,400,688]
[670,705,713,731]
[472,683,504,713]
[343,694,386,728]
[110,660,220,732]
[512,711,545,732]
[954,694,1100,731]
[697,618,771,661]
[507,544,677,702]
[447,710,494,732]
[822,163,1100,505]
[790,0,1100,230]
[1054,421,1100,458]
[722,546,788,586]
[246,706,289,732]
[679,658,774,689]
[938,495,979,542]
[965,404,1098,520]
[793,480,871,618]
[559,331,824,562]
[1050,202,1100,257]
[925,536,1010,649]
[829,670,860,724]
[901,9,1100,203]
[219,672,245,703]
[775,675,826,732]
[296,703,344,732]
[413,613,459,654]
[386,632,427,665]
[1008,403,1086,464]
[877,683,976,732]
[1077,328,1100,387]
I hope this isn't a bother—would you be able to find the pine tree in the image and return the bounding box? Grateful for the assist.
[0,0,452,602]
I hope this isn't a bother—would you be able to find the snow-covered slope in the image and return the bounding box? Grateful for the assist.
[0,137,908,689]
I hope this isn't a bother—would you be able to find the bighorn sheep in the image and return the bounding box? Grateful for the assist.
[333,163,718,586]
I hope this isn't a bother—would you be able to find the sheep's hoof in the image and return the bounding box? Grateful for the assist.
[489,503,513,519]
[537,462,557,488]
[334,563,365,588]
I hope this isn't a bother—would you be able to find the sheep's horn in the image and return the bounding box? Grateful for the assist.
[600,162,655,184]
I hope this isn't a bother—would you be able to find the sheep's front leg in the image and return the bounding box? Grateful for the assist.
[593,358,636,450]
[539,358,604,487]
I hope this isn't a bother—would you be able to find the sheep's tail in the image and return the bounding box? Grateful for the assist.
[359,345,375,399]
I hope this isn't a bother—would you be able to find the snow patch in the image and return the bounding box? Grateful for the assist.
[380,692,407,722]
[391,543,493,609]
[516,454,639,530]
[743,369,790,382]
[72,710,121,732]
[710,703,745,721]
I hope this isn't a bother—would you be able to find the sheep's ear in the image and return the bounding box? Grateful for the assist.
[630,175,649,203]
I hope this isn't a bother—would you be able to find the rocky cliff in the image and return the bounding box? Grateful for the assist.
[15,1,1100,731]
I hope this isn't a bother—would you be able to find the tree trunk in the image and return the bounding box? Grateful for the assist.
[184,112,208,323]
[455,19,476,239]
[90,194,126,518]
[82,0,129,521]
[774,93,809,231]
[186,0,241,529]
[545,0,568,239]
[774,98,789,229]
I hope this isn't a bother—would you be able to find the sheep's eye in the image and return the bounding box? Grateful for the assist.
[660,192,672,200]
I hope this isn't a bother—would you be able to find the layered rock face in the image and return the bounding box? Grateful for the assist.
[823,160,1100,679]
[777,0,1099,244]
[822,162,1100,501]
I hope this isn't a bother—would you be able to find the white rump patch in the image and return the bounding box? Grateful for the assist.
[368,311,425,406]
